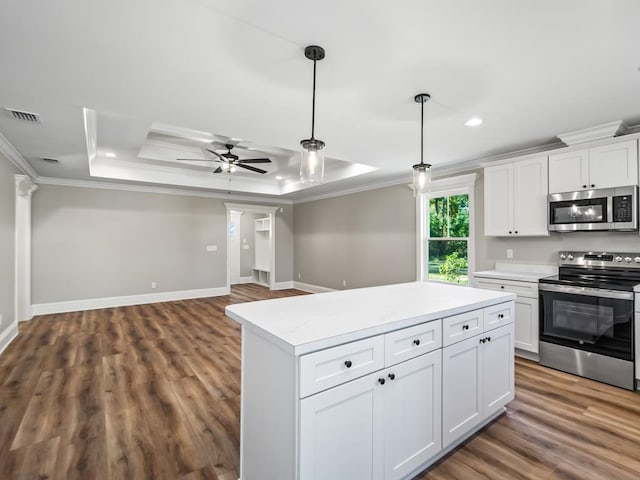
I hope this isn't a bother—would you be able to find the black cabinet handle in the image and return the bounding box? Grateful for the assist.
[487,336,491,342]
[508,231,512,234]
[378,378,386,385]
[498,313,504,319]
[344,360,352,368]
[514,231,518,234]
[388,373,395,380]
[413,339,421,346]
[500,285,504,289]
[480,338,486,344]
[591,184,595,188]
[583,185,587,188]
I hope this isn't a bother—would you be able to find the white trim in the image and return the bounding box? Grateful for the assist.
[272,281,296,290]
[293,281,335,293]
[37,176,294,205]
[0,324,19,356]
[15,175,38,322]
[233,276,255,284]
[431,173,477,191]
[0,131,39,178]
[292,174,411,204]
[31,286,230,315]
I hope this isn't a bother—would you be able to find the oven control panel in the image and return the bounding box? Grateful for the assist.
[559,251,640,268]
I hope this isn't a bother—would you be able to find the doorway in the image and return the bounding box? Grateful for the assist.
[225,203,279,290]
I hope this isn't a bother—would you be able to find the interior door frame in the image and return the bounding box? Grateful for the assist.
[224,203,279,291]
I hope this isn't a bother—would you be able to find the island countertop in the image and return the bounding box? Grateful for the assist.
[225,281,515,355]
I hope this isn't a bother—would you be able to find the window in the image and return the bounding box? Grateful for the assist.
[417,174,476,285]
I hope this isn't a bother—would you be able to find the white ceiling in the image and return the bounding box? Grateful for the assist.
[1,0,639,201]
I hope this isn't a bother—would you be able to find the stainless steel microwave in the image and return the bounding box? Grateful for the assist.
[548,186,638,232]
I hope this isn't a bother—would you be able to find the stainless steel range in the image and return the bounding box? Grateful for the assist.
[539,251,639,390]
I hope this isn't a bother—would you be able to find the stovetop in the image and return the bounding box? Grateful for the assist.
[539,251,640,292]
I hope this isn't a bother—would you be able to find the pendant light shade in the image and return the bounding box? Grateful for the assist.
[412,93,432,197]
[300,45,326,184]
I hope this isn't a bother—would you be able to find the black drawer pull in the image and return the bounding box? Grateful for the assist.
[487,336,491,342]
[480,338,486,344]
[498,313,504,319]
[378,378,386,385]
[413,339,421,346]
[344,360,352,368]
[461,324,469,331]
[388,373,395,380]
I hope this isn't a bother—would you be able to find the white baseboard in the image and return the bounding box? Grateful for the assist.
[31,286,231,316]
[272,281,295,290]
[0,323,18,356]
[293,281,336,294]
[233,276,255,285]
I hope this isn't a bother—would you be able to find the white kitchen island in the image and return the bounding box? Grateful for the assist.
[226,281,516,480]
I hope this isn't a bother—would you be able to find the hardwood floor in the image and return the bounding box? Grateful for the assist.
[0,284,639,479]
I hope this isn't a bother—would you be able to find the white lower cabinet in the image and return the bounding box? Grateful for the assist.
[299,350,442,480]
[443,323,514,448]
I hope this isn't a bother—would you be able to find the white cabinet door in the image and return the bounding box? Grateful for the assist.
[514,296,538,353]
[588,140,638,189]
[513,156,548,236]
[482,324,515,418]
[548,149,589,193]
[484,164,513,236]
[442,335,483,447]
[384,350,442,480]
[299,372,384,480]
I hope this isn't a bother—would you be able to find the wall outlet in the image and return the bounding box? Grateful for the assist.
[342,280,347,287]
[507,248,514,259]
[206,245,217,252]
[151,282,157,289]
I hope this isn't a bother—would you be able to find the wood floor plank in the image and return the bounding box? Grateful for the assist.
[2,285,640,479]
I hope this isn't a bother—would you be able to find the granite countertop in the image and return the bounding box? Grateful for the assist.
[226,281,515,355]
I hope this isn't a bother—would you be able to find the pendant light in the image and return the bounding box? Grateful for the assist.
[412,93,432,197]
[300,45,326,184]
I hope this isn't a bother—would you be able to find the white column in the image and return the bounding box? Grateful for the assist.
[15,174,38,322]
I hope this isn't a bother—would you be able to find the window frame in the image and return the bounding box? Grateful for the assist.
[416,173,477,284]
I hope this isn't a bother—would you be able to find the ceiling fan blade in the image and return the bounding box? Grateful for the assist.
[238,158,272,164]
[204,148,229,162]
[237,163,267,174]
[213,166,223,174]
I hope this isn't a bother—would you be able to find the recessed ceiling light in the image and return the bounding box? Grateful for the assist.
[275,175,284,180]
[464,117,483,127]
[105,152,117,158]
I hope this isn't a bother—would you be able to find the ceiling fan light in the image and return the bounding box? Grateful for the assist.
[412,163,432,197]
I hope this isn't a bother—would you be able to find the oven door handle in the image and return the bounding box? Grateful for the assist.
[539,283,634,300]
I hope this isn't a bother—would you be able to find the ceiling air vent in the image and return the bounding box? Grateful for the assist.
[39,157,60,164]
[5,108,41,123]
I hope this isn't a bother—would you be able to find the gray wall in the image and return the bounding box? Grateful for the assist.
[32,185,294,303]
[294,184,416,290]
[0,155,19,347]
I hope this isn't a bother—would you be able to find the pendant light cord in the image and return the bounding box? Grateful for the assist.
[420,98,424,166]
[311,59,317,140]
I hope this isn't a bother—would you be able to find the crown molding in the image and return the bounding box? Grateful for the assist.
[292,173,412,204]
[0,131,39,178]
[36,176,294,205]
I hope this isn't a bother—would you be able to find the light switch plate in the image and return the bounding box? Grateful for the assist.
[507,248,514,259]
[206,245,217,252]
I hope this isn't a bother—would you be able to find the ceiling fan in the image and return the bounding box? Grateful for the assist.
[177,144,272,174]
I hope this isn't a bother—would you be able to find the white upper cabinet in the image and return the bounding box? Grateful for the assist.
[484,156,548,237]
[548,140,638,193]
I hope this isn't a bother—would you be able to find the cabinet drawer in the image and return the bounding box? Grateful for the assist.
[443,309,484,347]
[475,278,538,299]
[384,320,442,366]
[484,302,514,331]
[299,336,385,398]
